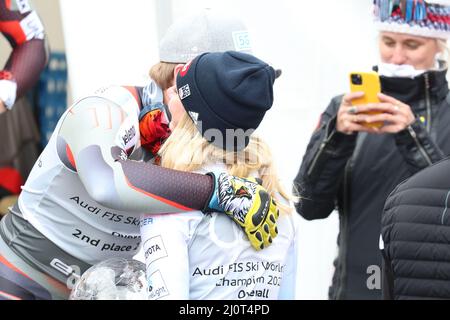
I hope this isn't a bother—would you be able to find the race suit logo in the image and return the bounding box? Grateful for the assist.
[147,270,169,300]
[115,117,139,154]
[143,235,168,266]
[122,125,136,146]
[14,0,31,13]
[178,84,191,100]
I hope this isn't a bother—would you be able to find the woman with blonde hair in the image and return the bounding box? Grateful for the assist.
[0,12,279,300]
[294,0,450,300]
[140,51,297,300]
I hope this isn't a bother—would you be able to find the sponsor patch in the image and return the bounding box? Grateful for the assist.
[188,111,199,125]
[178,84,191,100]
[50,258,73,276]
[121,126,136,147]
[20,11,45,40]
[115,117,138,154]
[147,270,169,300]
[232,31,252,52]
[143,235,167,266]
[14,0,31,13]
[139,216,154,227]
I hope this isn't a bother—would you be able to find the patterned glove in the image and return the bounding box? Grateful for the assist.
[205,172,280,251]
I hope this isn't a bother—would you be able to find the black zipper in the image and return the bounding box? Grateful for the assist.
[307,142,326,177]
[335,158,352,300]
[405,74,433,166]
[407,126,432,166]
[307,131,335,178]
[425,73,431,133]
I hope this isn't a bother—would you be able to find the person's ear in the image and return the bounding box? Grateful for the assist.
[434,40,447,64]
[172,64,185,86]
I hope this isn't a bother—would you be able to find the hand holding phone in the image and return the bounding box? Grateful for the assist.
[349,72,383,128]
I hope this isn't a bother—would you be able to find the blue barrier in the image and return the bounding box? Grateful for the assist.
[37,52,67,147]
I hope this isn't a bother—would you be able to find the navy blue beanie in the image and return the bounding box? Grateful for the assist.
[176,51,277,151]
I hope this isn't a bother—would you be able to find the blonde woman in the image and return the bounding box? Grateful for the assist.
[294,0,450,300]
[0,12,278,300]
[140,51,297,300]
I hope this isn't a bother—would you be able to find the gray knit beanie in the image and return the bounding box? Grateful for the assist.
[159,9,252,63]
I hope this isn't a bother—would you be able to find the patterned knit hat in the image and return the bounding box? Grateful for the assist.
[374,0,450,39]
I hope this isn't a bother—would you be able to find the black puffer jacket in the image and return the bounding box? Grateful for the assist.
[381,158,450,300]
[294,68,450,300]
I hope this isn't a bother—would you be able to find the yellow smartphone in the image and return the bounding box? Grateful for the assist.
[349,72,382,128]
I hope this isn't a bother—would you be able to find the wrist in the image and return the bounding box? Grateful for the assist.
[395,119,423,144]
[204,171,221,213]
[397,118,422,134]
[326,116,357,149]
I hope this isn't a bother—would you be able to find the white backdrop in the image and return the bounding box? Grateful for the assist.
[59,0,379,299]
